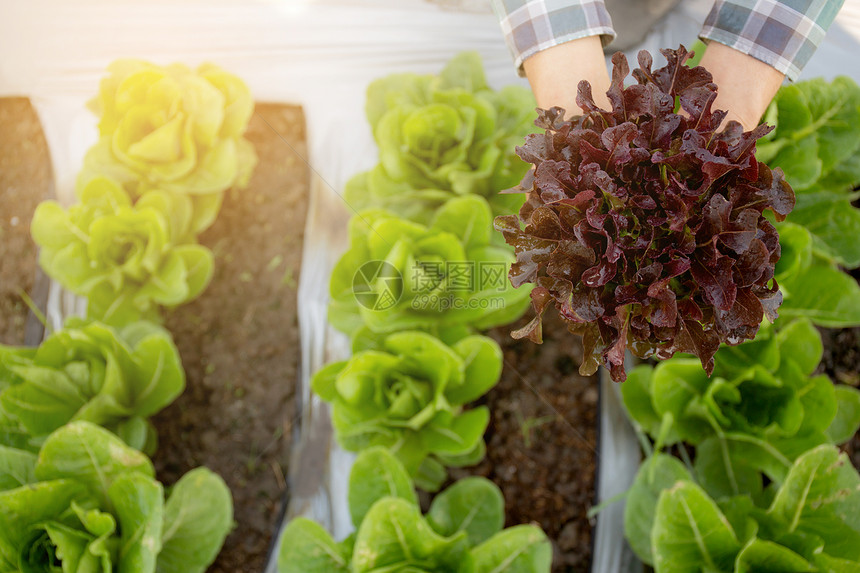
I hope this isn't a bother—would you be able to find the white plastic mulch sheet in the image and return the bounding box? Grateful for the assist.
[3,2,860,572]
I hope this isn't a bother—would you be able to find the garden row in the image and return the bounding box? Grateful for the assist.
[276,52,557,572]
[0,61,259,571]
[614,58,860,570]
[500,46,860,571]
[277,46,860,573]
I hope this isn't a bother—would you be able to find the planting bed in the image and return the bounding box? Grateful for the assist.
[151,103,309,573]
[451,311,600,572]
[0,98,52,346]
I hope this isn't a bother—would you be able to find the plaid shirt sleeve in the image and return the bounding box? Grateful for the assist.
[700,0,845,81]
[490,0,616,76]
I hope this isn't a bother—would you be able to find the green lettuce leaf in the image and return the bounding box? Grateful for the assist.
[277,518,350,573]
[761,77,860,192]
[826,386,860,444]
[277,449,552,573]
[764,445,860,559]
[156,468,234,573]
[81,59,256,197]
[779,259,860,327]
[0,319,184,453]
[0,422,230,573]
[312,331,500,488]
[351,498,468,572]
[624,454,693,565]
[328,196,530,338]
[734,538,816,572]
[0,444,37,491]
[426,477,504,547]
[761,76,860,274]
[348,446,417,528]
[345,52,535,224]
[652,481,742,573]
[31,176,216,325]
[467,525,552,573]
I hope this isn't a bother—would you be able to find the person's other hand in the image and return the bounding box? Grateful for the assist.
[698,42,785,131]
[524,38,784,131]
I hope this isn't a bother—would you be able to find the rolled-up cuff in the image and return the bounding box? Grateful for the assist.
[493,0,616,77]
[699,0,844,81]
[514,27,616,76]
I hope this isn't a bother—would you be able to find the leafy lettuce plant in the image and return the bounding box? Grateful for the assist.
[0,421,232,573]
[621,317,860,501]
[328,195,530,338]
[78,59,257,205]
[32,176,214,325]
[624,445,860,571]
[278,447,551,573]
[495,46,795,382]
[312,330,501,491]
[344,51,536,223]
[772,221,860,327]
[768,75,860,191]
[749,76,860,329]
[0,318,183,454]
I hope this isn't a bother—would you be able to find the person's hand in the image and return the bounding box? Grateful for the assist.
[522,38,785,131]
[522,35,611,116]
[699,42,785,131]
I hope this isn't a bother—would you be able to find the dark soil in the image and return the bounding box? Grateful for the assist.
[818,326,860,387]
[0,98,53,346]
[151,104,309,573]
[451,311,600,572]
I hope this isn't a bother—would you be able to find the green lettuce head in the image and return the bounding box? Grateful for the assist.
[344,52,536,223]
[622,446,860,571]
[0,319,184,454]
[78,59,257,199]
[621,318,860,501]
[328,195,530,338]
[312,331,502,491]
[279,447,551,573]
[32,176,214,325]
[0,422,233,573]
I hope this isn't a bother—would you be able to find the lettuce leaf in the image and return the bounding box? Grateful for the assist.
[311,331,500,490]
[32,177,214,325]
[0,319,183,454]
[344,52,535,225]
[278,448,550,573]
[80,59,257,198]
[329,195,530,338]
[0,422,232,573]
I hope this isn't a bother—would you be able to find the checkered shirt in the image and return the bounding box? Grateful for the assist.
[492,0,845,80]
[491,0,616,74]
[701,1,844,80]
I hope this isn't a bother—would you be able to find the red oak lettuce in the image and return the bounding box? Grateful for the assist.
[494,47,794,382]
